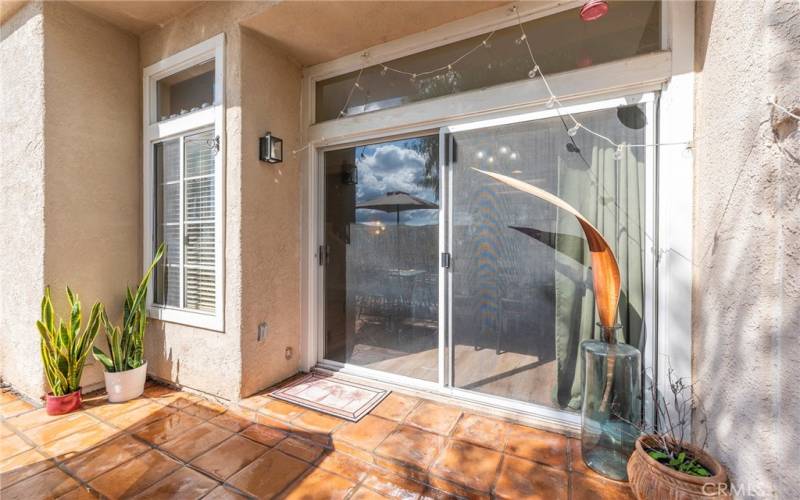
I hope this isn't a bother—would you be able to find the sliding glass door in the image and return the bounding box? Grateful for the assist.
[323,136,440,382]
[447,102,650,412]
[320,96,653,419]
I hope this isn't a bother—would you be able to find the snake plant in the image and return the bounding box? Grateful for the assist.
[93,243,164,373]
[37,287,103,396]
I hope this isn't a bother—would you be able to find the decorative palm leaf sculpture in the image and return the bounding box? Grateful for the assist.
[474,169,622,409]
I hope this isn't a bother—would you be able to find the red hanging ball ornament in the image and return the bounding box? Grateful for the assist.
[580,0,609,22]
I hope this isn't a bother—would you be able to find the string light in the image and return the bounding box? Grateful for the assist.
[613,143,625,161]
[291,143,310,156]
[769,96,800,120]
[335,53,368,120]
[294,3,797,159]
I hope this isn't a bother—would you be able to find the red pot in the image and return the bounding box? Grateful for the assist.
[45,388,82,415]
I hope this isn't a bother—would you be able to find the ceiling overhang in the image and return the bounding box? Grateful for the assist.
[3,1,509,68]
[240,1,508,66]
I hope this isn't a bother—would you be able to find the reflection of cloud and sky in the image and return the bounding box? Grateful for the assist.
[355,138,438,226]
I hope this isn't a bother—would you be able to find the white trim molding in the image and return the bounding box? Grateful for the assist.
[299,1,695,431]
[142,33,226,332]
[655,0,694,432]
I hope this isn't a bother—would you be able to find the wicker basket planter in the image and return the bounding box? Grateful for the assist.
[627,436,730,499]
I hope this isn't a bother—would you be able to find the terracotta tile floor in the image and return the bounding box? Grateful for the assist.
[0,381,634,499]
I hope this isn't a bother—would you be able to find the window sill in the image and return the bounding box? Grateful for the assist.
[147,305,224,332]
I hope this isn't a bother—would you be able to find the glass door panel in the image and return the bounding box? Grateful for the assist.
[323,135,440,382]
[449,104,648,411]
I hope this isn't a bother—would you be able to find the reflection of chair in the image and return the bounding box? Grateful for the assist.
[497,297,528,355]
[410,272,437,320]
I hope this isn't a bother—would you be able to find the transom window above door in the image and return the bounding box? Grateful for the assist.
[314,0,660,122]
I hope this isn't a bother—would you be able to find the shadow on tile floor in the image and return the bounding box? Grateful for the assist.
[0,377,634,499]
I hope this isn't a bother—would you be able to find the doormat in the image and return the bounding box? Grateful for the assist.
[270,373,390,422]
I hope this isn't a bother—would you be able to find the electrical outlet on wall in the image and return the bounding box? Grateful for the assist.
[257,322,267,342]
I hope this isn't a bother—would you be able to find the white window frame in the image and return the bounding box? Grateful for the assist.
[143,33,226,332]
[299,1,694,432]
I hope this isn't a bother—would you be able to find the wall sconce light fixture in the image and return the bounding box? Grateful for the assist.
[259,132,283,164]
[341,161,358,185]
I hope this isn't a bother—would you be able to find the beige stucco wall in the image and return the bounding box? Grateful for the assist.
[41,1,141,393]
[693,1,799,497]
[139,1,301,400]
[140,2,246,400]
[0,1,141,399]
[0,1,46,398]
[239,28,302,397]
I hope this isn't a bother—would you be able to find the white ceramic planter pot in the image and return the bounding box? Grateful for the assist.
[104,361,148,403]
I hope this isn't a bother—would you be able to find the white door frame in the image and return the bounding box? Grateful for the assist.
[312,93,656,431]
[299,1,694,432]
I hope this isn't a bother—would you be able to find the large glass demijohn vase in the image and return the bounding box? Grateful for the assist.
[580,325,641,481]
[468,170,642,481]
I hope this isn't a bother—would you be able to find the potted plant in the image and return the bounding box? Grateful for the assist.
[36,287,103,415]
[93,244,164,403]
[626,369,730,499]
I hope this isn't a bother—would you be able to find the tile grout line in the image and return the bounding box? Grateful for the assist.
[7,383,608,499]
[10,388,213,498]
[13,405,110,499]
[362,397,468,498]
[0,411,63,492]
[89,391,231,498]
[491,451,506,499]
[50,393,184,498]
[7,386,282,497]
[566,437,574,500]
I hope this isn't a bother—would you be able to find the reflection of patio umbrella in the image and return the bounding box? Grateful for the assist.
[357,191,438,270]
[356,191,438,225]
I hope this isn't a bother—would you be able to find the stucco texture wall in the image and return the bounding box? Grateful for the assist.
[0,1,140,399]
[693,1,799,498]
[139,2,278,400]
[0,1,46,398]
[41,1,141,393]
[239,28,302,397]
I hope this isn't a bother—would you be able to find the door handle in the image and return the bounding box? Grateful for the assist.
[319,244,331,266]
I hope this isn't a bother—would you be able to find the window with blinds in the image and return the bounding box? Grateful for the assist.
[144,34,223,330]
[153,129,217,314]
